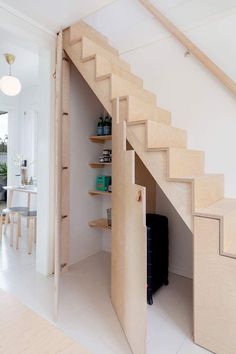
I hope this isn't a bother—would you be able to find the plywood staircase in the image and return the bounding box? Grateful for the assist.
[62,21,236,354]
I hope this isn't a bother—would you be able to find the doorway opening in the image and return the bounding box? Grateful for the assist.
[0,24,55,323]
[0,111,8,210]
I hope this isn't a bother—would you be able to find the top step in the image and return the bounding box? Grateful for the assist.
[70,21,119,57]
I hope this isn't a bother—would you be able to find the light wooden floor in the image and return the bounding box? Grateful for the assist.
[0,289,89,354]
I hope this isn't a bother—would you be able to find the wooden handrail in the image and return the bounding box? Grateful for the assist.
[139,0,236,96]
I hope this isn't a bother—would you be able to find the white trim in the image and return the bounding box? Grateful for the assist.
[0,0,56,37]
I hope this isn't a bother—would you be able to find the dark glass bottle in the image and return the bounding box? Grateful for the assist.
[109,116,112,135]
[97,115,104,136]
[103,115,110,135]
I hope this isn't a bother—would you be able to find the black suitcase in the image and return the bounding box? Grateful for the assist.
[147,213,169,305]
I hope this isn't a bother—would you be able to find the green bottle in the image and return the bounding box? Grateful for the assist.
[103,115,110,135]
[97,115,104,136]
[109,116,112,135]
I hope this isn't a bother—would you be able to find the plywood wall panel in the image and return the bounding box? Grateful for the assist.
[194,216,236,354]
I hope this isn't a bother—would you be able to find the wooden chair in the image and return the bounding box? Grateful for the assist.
[2,207,29,247]
[18,210,37,254]
[0,212,4,243]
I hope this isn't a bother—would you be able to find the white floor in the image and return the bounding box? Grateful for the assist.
[147,273,212,354]
[0,232,212,354]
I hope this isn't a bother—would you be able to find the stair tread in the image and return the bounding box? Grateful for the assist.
[110,74,156,104]
[120,96,171,125]
[195,198,236,218]
[95,55,143,87]
[148,147,204,153]
[70,21,119,56]
[170,173,224,182]
[127,120,176,127]
[81,36,130,72]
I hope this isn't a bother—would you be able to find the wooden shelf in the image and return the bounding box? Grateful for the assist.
[88,190,112,196]
[89,135,112,143]
[88,218,111,230]
[89,162,112,168]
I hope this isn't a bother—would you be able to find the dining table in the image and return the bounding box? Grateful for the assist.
[3,185,37,210]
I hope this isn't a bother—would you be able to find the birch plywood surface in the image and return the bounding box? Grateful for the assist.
[0,289,89,354]
[112,100,147,354]
[194,217,236,354]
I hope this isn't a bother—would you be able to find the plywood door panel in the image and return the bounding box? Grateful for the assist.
[135,153,156,214]
[54,30,63,320]
[194,216,236,354]
[62,114,70,167]
[61,168,69,219]
[61,216,69,269]
[62,54,70,168]
[112,99,147,354]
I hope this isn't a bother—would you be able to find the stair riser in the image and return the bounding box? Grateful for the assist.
[110,76,156,105]
[96,55,143,88]
[70,22,119,56]
[147,121,187,149]
[168,149,205,178]
[119,98,171,125]
[193,176,224,210]
[82,37,130,72]
[126,124,193,230]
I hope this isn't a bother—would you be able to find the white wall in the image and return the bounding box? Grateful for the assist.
[156,184,193,278]
[0,7,56,276]
[0,92,20,188]
[18,85,39,174]
[69,64,108,265]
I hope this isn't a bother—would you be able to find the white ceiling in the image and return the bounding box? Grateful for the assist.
[0,29,38,89]
[84,0,236,52]
[1,0,236,35]
[0,0,116,33]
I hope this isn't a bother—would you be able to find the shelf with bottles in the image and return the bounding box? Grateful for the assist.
[89,162,112,168]
[89,135,112,143]
[95,113,112,139]
[89,147,112,168]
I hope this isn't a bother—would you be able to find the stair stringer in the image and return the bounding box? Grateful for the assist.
[63,30,113,115]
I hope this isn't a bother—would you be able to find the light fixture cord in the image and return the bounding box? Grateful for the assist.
[9,64,12,76]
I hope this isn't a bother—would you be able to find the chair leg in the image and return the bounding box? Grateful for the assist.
[18,214,21,237]
[28,218,33,254]
[4,214,8,235]
[16,214,21,249]
[34,218,37,244]
[10,214,14,247]
[0,216,2,243]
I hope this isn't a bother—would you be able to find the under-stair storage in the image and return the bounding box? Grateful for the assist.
[54,20,236,354]
[69,64,108,264]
